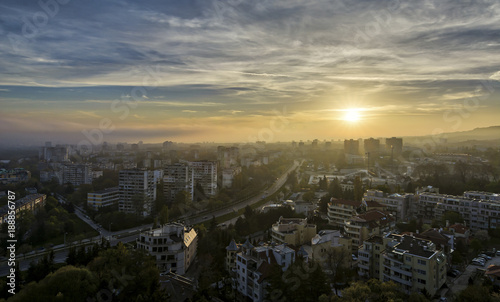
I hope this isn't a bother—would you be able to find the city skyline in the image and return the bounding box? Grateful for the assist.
[1,1,500,145]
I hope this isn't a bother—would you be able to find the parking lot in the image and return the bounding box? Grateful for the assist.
[445,254,500,300]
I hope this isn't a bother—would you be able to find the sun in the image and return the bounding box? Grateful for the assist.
[343,109,361,122]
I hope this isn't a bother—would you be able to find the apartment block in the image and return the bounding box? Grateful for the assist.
[344,209,395,250]
[119,169,156,216]
[39,145,69,162]
[417,191,500,231]
[311,230,353,269]
[163,161,218,203]
[62,163,93,186]
[0,168,31,185]
[327,198,362,226]
[217,146,239,169]
[359,233,447,296]
[385,137,403,156]
[87,187,120,210]
[232,240,295,302]
[344,139,359,155]
[364,189,413,221]
[136,223,197,275]
[363,138,380,156]
[271,217,317,246]
[0,194,46,224]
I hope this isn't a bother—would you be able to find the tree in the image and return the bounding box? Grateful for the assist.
[244,205,255,219]
[442,211,464,226]
[10,266,99,302]
[131,193,145,216]
[158,205,169,225]
[302,190,316,202]
[341,281,371,302]
[475,230,490,242]
[354,176,363,202]
[329,177,343,199]
[456,285,492,302]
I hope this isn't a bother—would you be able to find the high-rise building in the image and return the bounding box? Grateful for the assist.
[344,139,359,155]
[119,169,156,216]
[363,138,380,155]
[39,145,69,162]
[385,137,403,156]
[62,163,93,186]
[217,146,239,169]
[163,161,218,203]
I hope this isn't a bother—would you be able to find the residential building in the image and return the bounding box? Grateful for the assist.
[449,223,470,242]
[62,163,93,186]
[271,217,317,246]
[87,187,120,210]
[359,233,447,296]
[344,139,359,155]
[327,198,362,226]
[0,194,46,224]
[417,191,500,231]
[217,146,239,169]
[0,168,31,185]
[363,138,380,156]
[358,235,384,279]
[385,137,403,156]
[344,209,395,250]
[39,145,69,162]
[310,230,353,270]
[226,239,240,271]
[189,160,218,196]
[119,169,156,216]
[136,223,197,275]
[364,189,413,221]
[163,161,218,203]
[222,166,242,188]
[233,240,295,302]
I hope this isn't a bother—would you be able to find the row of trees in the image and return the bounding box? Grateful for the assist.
[0,243,166,302]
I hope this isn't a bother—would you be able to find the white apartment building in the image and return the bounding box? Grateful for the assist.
[327,198,362,226]
[163,161,218,202]
[119,169,156,216]
[234,240,295,302]
[62,163,93,186]
[364,189,413,221]
[136,223,197,275]
[358,233,447,296]
[417,191,500,231]
[87,187,119,210]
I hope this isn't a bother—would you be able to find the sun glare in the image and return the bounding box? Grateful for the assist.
[343,109,361,122]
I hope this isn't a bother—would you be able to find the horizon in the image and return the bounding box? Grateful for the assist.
[1,1,500,146]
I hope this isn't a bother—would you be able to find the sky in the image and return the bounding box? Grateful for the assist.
[1,0,500,146]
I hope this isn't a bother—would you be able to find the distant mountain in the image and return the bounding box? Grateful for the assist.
[404,125,500,145]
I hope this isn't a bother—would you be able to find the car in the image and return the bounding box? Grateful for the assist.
[479,254,492,260]
[352,254,358,261]
[496,250,500,256]
[203,216,208,219]
[439,297,448,302]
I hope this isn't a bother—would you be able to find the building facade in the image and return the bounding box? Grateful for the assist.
[358,233,446,296]
[270,217,317,246]
[136,223,197,275]
[0,194,46,224]
[119,169,156,216]
[364,190,413,221]
[87,187,120,210]
[62,163,93,186]
[327,198,362,226]
[344,209,395,250]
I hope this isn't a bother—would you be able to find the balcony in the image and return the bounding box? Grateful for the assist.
[358,262,369,271]
[382,272,412,287]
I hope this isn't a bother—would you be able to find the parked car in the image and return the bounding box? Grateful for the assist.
[496,250,500,257]
[352,254,358,261]
[479,254,492,260]
[472,258,485,266]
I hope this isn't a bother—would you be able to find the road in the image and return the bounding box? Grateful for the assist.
[0,160,301,276]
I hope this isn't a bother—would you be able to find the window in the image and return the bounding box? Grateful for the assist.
[375,246,380,251]
[406,256,411,262]
[417,279,426,285]
[417,259,426,265]
[416,269,426,275]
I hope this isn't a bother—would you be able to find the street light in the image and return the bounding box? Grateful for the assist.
[64,232,68,245]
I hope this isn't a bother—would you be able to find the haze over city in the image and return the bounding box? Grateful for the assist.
[1,0,500,145]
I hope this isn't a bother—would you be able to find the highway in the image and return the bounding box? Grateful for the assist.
[0,159,300,276]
